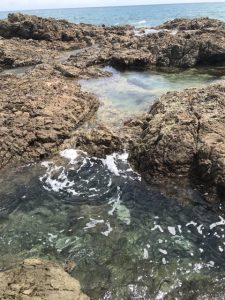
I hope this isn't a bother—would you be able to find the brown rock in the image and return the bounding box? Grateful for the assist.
[71,125,123,158]
[0,258,89,300]
[0,64,99,169]
[129,83,225,202]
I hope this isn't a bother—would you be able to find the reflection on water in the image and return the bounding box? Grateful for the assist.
[1,150,225,299]
[80,67,221,125]
[0,65,35,76]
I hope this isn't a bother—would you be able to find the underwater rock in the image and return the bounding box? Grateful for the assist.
[130,83,225,202]
[0,258,89,300]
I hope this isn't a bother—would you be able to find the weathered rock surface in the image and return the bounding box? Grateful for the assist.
[0,258,89,300]
[129,83,225,201]
[2,13,225,71]
[0,13,132,45]
[0,64,98,169]
[71,125,123,157]
[1,12,225,187]
[64,16,225,70]
[0,38,60,69]
[157,17,225,31]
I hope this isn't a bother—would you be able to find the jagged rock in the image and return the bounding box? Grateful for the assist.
[0,64,99,169]
[71,125,123,158]
[129,83,225,202]
[157,17,225,31]
[0,258,89,300]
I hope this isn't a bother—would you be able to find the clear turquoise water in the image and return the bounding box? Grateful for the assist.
[0,3,225,26]
[80,66,222,125]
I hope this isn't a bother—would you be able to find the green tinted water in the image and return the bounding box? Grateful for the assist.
[80,67,222,125]
[1,151,225,299]
[0,68,225,299]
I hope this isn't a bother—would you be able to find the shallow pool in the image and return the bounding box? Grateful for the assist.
[80,66,222,125]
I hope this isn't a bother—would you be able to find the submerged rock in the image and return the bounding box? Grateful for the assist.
[0,258,89,300]
[130,83,225,202]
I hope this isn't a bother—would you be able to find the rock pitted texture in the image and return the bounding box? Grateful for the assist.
[157,17,225,31]
[0,13,132,44]
[0,38,60,69]
[71,125,124,157]
[0,258,89,300]
[1,13,225,176]
[0,64,98,169]
[2,13,225,70]
[0,13,93,42]
[130,83,225,201]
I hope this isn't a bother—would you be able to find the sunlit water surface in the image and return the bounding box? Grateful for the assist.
[1,68,225,299]
[80,67,222,125]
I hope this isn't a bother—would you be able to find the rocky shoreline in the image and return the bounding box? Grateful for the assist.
[0,13,224,197]
[0,12,225,297]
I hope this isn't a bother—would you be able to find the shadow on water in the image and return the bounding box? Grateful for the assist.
[1,150,225,299]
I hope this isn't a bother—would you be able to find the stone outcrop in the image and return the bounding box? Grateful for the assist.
[0,13,95,42]
[0,64,98,169]
[157,17,225,31]
[0,38,60,69]
[2,13,225,71]
[1,12,225,197]
[129,83,225,201]
[0,258,89,300]
[0,13,132,45]
[70,125,124,158]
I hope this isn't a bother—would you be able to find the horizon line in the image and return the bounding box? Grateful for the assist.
[0,1,225,13]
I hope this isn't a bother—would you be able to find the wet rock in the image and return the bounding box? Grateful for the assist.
[0,258,89,300]
[130,83,225,202]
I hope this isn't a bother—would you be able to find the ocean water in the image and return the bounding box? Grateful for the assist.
[1,3,225,299]
[0,2,225,26]
[1,150,225,299]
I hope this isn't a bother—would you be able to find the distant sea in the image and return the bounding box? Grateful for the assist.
[0,2,225,26]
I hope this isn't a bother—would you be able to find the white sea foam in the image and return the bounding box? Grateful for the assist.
[84,218,104,230]
[197,224,204,235]
[168,226,176,236]
[143,248,149,259]
[60,149,79,164]
[108,187,121,215]
[102,154,120,176]
[159,249,168,255]
[186,221,197,227]
[210,216,225,229]
[101,221,113,236]
[151,225,164,233]
[137,20,147,24]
